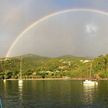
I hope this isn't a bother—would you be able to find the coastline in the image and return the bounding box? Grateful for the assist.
[1,78,108,81]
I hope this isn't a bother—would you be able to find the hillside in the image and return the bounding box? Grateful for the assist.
[0,54,108,79]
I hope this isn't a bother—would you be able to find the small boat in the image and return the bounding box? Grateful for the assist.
[18,79,23,84]
[18,57,23,88]
[3,79,6,83]
[19,56,23,83]
[83,61,98,86]
[83,80,98,85]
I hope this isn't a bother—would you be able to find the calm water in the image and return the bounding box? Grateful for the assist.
[0,80,108,108]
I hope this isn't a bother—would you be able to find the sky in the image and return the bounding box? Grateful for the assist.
[1,0,108,57]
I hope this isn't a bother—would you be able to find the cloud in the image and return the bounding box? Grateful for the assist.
[85,24,98,36]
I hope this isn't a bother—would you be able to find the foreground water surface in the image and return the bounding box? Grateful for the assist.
[0,80,108,108]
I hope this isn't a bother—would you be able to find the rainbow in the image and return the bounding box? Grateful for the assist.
[6,8,108,57]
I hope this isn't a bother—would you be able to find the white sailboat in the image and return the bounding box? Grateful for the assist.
[83,80,98,85]
[18,56,23,84]
[83,61,98,86]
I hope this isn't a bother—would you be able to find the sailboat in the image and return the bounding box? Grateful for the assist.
[83,61,98,86]
[18,56,23,84]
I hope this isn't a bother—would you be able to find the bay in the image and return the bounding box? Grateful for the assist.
[0,80,108,108]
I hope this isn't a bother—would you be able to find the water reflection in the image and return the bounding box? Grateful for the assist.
[2,80,108,108]
[18,80,23,101]
[2,80,8,108]
[82,82,98,105]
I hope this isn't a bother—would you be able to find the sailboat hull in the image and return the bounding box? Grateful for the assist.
[83,80,98,85]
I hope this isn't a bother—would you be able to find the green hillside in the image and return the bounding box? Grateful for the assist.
[0,54,108,79]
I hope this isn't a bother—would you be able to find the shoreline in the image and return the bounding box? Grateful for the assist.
[1,78,108,81]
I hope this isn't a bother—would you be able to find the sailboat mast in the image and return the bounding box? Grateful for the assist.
[19,56,22,79]
[89,61,92,79]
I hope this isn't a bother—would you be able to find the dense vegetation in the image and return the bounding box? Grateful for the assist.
[0,54,108,79]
